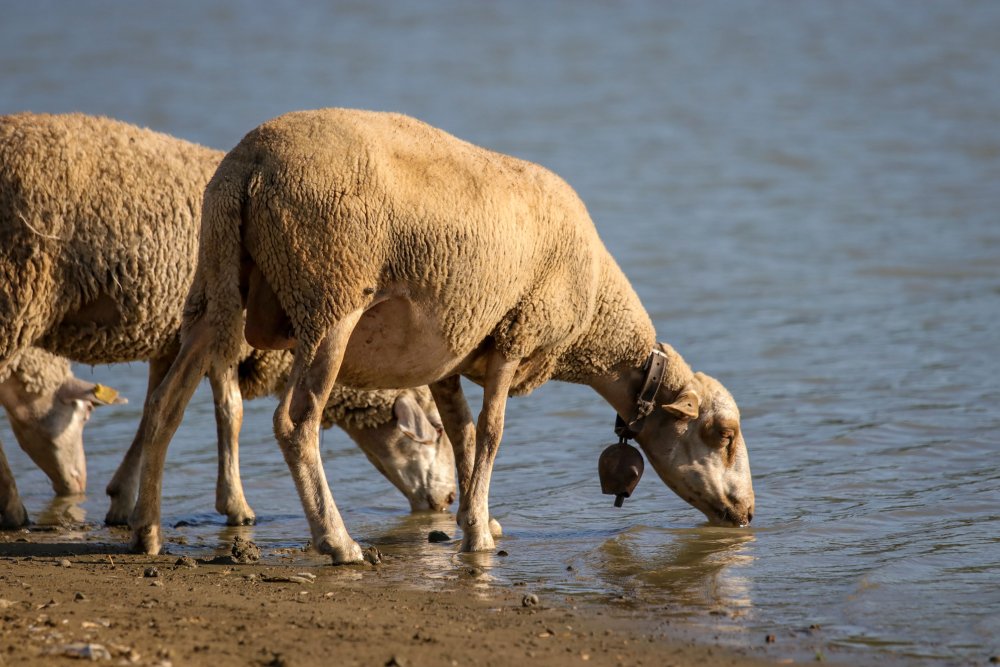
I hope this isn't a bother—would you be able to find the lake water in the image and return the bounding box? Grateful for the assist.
[2,1,999,664]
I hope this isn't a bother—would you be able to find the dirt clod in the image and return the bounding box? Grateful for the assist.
[427,531,450,543]
[363,546,383,565]
[522,594,539,607]
[264,653,290,667]
[230,536,261,564]
[174,556,198,569]
[143,567,159,578]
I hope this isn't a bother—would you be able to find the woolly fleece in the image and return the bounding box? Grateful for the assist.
[0,112,436,432]
[199,108,659,395]
[0,112,215,365]
[0,348,71,397]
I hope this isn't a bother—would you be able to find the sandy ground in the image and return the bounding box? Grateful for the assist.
[0,529,782,667]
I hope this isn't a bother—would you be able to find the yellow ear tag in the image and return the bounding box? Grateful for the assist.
[92,384,121,405]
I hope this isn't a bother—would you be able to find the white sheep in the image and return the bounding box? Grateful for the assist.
[128,108,756,562]
[0,112,455,528]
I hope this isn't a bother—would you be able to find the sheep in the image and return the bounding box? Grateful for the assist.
[0,347,124,527]
[126,108,756,563]
[0,112,455,528]
[236,349,454,513]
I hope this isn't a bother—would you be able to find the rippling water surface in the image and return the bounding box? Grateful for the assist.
[2,2,999,663]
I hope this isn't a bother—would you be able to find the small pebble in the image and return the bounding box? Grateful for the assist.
[427,530,451,543]
[465,568,482,578]
[143,567,159,578]
[988,657,999,664]
[174,556,198,569]
[74,592,86,601]
[385,656,406,667]
[522,594,539,607]
[765,634,776,644]
[59,559,71,568]
[496,550,509,557]
[566,565,575,571]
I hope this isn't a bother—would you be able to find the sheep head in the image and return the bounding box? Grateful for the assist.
[0,375,126,496]
[347,388,457,512]
[637,371,754,527]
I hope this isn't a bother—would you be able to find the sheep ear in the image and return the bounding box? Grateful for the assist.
[662,389,699,421]
[59,380,127,406]
[393,393,439,444]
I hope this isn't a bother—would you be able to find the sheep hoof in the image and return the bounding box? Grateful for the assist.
[104,508,130,526]
[130,524,162,555]
[224,511,257,526]
[460,524,496,553]
[325,540,364,566]
[105,496,134,526]
[0,502,29,529]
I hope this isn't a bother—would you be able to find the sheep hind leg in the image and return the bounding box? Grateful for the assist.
[0,442,29,528]
[428,376,502,539]
[105,353,172,525]
[274,310,365,565]
[462,348,520,553]
[129,316,216,554]
[209,363,254,525]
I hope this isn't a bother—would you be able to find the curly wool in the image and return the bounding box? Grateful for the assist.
[199,108,658,395]
[1,112,428,440]
[0,348,71,396]
[0,113,221,366]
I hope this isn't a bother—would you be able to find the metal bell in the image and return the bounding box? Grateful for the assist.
[598,441,644,507]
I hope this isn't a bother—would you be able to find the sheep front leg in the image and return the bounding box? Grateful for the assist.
[208,363,255,525]
[429,376,502,539]
[0,442,29,528]
[129,317,215,554]
[273,311,364,565]
[462,349,519,553]
[106,354,172,525]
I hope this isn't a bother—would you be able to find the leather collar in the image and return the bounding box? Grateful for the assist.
[614,348,668,442]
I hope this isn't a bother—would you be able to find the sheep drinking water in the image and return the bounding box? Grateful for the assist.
[128,108,755,562]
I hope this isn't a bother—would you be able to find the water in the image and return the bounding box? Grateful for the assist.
[2,1,999,663]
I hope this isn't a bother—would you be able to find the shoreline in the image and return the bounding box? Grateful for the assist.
[0,530,784,667]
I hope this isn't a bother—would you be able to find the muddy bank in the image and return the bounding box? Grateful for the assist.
[0,530,783,667]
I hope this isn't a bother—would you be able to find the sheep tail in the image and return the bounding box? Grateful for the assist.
[182,167,250,365]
